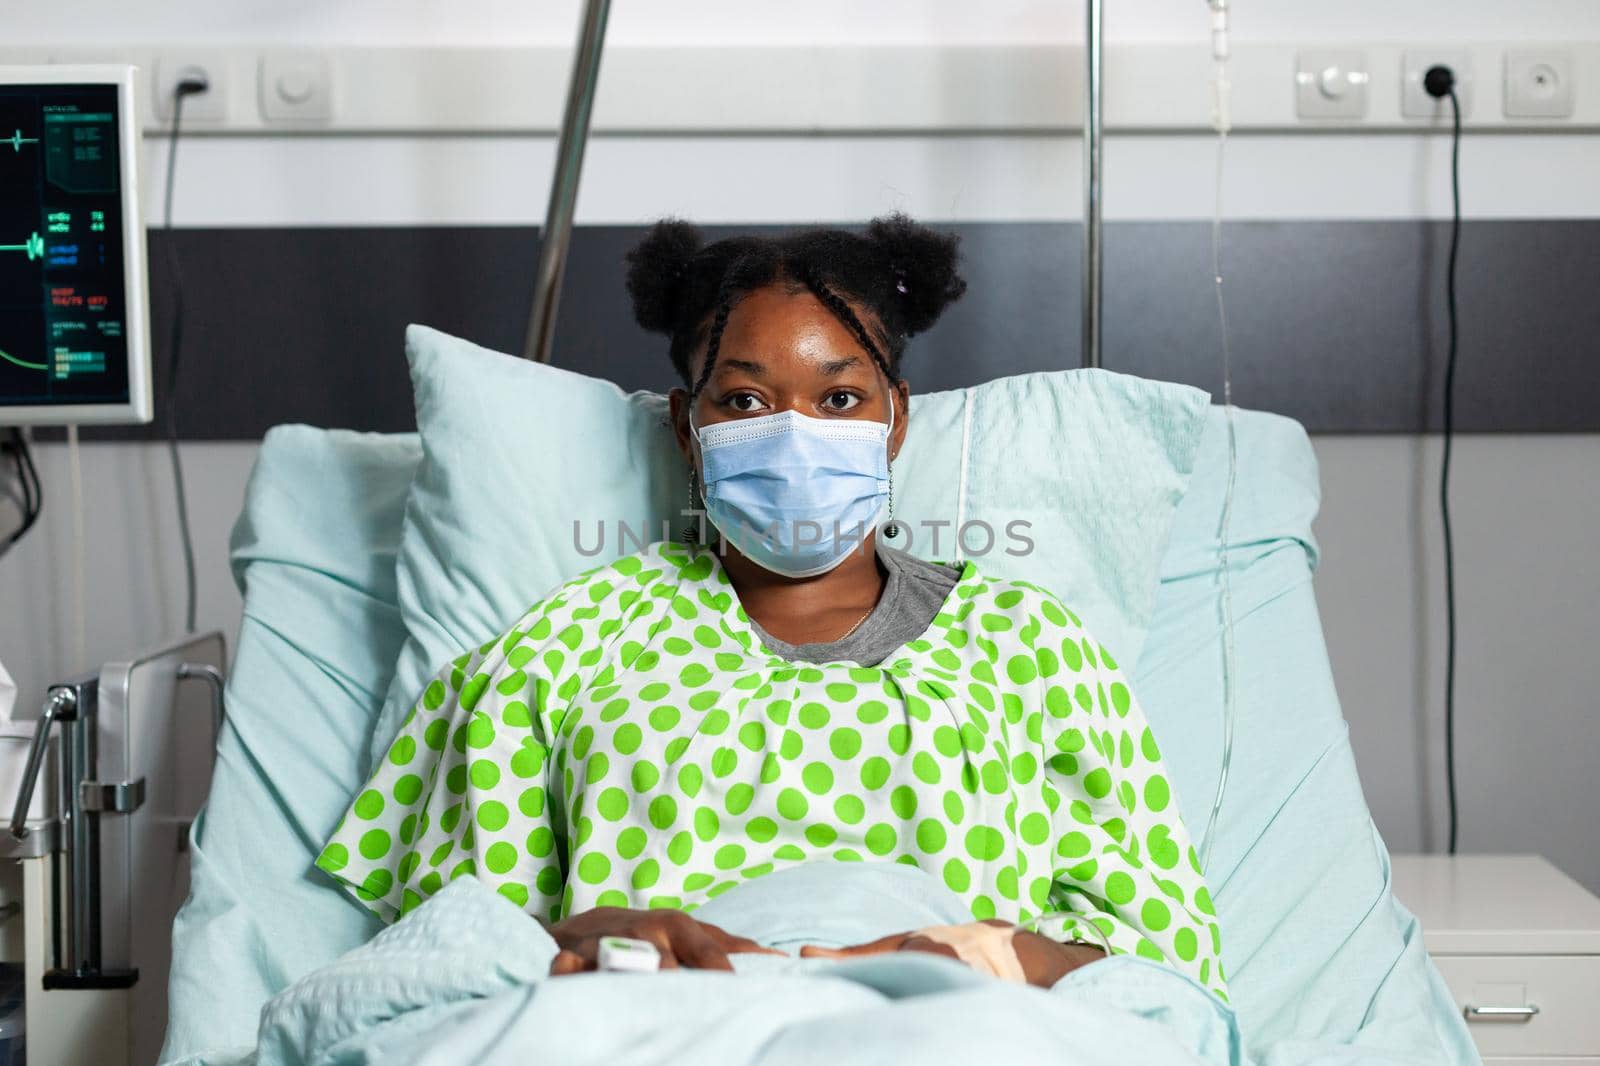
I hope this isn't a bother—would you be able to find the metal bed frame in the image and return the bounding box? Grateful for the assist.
[2,631,226,1064]
[520,0,1106,371]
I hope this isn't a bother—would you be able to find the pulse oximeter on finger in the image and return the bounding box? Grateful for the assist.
[598,936,662,973]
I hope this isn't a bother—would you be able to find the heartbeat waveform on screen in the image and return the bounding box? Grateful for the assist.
[0,232,45,260]
[3,129,38,153]
[0,347,46,371]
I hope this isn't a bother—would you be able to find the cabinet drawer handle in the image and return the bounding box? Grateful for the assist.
[1463,1004,1540,1023]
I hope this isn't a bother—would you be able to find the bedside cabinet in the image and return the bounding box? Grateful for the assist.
[1391,854,1600,1065]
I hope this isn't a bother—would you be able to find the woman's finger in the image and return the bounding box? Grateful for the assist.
[799,932,912,959]
[639,926,681,970]
[898,936,961,961]
[549,949,589,976]
[672,923,735,971]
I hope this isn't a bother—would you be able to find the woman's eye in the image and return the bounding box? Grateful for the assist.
[728,393,765,413]
[824,391,861,412]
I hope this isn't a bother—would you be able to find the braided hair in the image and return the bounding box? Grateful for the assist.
[625,214,966,397]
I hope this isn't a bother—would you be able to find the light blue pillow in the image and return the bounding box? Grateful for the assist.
[367,325,1210,770]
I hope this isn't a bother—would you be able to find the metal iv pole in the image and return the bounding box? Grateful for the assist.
[1082,0,1104,369]
[522,0,612,363]
[525,0,1101,369]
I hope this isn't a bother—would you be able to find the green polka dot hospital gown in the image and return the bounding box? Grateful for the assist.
[319,542,1228,998]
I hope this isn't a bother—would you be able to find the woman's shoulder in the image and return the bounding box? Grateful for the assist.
[509,541,717,628]
[943,561,1080,620]
[552,540,713,593]
[449,542,712,685]
[946,562,1125,671]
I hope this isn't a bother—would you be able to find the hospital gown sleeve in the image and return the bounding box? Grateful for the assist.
[315,567,609,925]
[1027,596,1229,1000]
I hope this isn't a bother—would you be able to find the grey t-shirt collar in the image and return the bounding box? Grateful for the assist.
[745,546,963,667]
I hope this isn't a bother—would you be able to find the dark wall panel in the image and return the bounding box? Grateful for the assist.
[69,220,1600,440]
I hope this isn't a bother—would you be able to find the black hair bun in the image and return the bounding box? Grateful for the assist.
[866,213,967,336]
[625,218,704,334]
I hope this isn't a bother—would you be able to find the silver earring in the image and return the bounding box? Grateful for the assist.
[681,467,702,543]
[881,465,902,541]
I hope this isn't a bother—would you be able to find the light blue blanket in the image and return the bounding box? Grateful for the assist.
[257,864,1243,1066]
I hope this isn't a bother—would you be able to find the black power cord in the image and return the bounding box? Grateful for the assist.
[1423,64,1463,855]
[164,75,208,634]
[0,428,43,560]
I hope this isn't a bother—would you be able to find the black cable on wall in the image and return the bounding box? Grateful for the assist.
[0,428,42,560]
[163,76,209,634]
[1424,64,1464,855]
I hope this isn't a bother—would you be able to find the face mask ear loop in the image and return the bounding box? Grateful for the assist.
[882,388,903,543]
[684,404,707,544]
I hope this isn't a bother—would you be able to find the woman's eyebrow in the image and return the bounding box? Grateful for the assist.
[818,355,863,376]
[716,358,767,377]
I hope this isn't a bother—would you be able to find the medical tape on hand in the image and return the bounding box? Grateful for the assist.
[910,923,1026,984]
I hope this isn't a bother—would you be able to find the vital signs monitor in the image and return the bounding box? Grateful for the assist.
[0,66,151,425]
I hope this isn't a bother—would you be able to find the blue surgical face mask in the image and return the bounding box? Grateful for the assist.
[693,404,893,579]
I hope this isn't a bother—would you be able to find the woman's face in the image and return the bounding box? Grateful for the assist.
[669,284,910,466]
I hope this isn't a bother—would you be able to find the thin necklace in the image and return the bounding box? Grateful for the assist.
[834,561,893,641]
[834,602,876,642]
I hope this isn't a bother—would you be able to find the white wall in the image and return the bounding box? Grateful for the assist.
[9,0,1600,47]
[1315,436,1600,892]
[0,2,1596,892]
[0,442,255,704]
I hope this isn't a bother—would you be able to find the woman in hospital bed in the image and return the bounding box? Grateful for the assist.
[316,215,1227,998]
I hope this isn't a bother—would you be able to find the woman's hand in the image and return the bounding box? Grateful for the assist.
[547,907,783,975]
[799,919,1105,989]
[1009,927,1106,988]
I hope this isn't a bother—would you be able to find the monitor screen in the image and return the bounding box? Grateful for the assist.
[0,67,151,425]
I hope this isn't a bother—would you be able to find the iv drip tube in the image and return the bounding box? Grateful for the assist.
[1199,0,1238,875]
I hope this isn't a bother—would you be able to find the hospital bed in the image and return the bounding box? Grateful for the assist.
[156,400,1478,1064]
[150,5,1469,1058]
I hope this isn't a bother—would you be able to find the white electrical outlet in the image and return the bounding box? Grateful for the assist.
[1402,50,1474,119]
[153,53,229,123]
[259,51,333,123]
[1505,49,1574,118]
